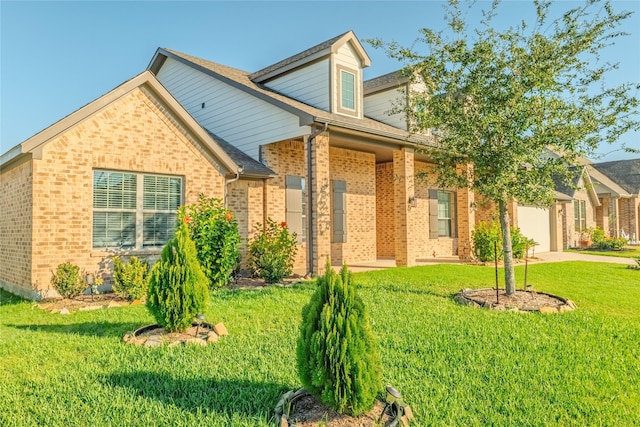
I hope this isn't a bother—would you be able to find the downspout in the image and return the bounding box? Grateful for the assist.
[224,164,244,209]
[307,122,329,276]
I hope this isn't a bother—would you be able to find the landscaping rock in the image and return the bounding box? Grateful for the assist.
[59,308,70,315]
[213,322,228,336]
[206,332,219,343]
[144,336,163,347]
[79,305,103,311]
[185,338,207,346]
[539,306,558,314]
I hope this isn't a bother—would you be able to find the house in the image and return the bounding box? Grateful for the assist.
[591,158,640,243]
[1,31,479,300]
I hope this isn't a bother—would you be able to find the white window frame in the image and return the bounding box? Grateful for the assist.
[437,190,455,238]
[92,170,183,250]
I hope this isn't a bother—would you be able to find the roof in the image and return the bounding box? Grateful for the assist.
[249,30,371,82]
[0,71,239,176]
[149,48,432,148]
[592,158,640,195]
[364,70,409,95]
[552,166,583,198]
[204,130,275,178]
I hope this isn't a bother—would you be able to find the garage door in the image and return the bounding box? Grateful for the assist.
[517,205,551,253]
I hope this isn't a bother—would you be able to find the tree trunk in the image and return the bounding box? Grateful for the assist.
[498,200,516,295]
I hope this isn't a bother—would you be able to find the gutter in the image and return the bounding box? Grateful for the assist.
[224,165,244,208]
[306,122,329,276]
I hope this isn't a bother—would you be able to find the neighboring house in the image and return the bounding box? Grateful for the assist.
[591,158,640,243]
[1,31,479,300]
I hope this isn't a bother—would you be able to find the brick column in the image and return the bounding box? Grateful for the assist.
[309,132,331,275]
[610,197,620,237]
[393,148,416,267]
[456,188,476,260]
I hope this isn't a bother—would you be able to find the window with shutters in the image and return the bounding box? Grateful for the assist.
[286,175,306,243]
[92,170,182,249]
[332,180,347,243]
[429,189,456,238]
[574,200,587,231]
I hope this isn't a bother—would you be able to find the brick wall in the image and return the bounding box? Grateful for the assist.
[329,147,376,265]
[563,186,596,247]
[0,158,34,298]
[20,87,226,297]
[618,196,640,239]
[261,139,308,271]
[227,179,265,270]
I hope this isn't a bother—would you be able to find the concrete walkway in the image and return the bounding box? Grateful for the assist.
[343,251,636,273]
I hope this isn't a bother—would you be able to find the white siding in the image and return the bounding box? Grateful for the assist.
[264,59,330,111]
[364,88,407,129]
[156,57,309,159]
[333,42,364,118]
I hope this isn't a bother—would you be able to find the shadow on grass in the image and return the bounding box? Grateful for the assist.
[103,370,286,419]
[5,321,142,337]
[0,289,28,306]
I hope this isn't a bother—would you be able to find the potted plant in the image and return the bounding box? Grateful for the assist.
[578,227,594,249]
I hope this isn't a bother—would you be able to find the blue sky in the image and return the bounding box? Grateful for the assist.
[1,0,638,161]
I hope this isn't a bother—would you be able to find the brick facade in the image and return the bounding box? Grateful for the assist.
[0,158,33,297]
[2,87,226,298]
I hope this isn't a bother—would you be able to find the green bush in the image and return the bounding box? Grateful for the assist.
[297,262,382,416]
[472,221,502,261]
[50,262,86,299]
[112,256,149,301]
[146,221,209,333]
[591,226,627,250]
[248,218,298,284]
[472,221,532,261]
[182,195,240,288]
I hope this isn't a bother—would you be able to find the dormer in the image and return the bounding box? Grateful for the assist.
[249,31,371,119]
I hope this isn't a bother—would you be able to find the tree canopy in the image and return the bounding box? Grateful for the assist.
[369,0,639,294]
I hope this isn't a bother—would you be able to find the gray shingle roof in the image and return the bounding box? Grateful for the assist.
[592,158,640,194]
[204,129,275,178]
[364,70,409,94]
[249,32,350,81]
[552,166,583,197]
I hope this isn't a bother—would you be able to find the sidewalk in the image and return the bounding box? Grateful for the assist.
[342,251,636,273]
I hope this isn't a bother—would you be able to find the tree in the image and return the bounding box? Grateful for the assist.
[297,262,382,416]
[147,220,209,332]
[369,0,639,294]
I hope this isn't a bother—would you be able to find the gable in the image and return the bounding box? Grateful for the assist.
[1,71,239,176]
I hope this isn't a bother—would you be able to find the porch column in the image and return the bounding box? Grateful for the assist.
[611,197,620,237]
[393,148,417,267]
[309,131,331,275]
[456,188,476,260]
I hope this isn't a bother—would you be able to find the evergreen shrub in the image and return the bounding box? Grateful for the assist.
[112,256,149,301]
[248,218,298,283]
[297,262,382,416]
[50,262,85,298]
[182,195,240,288]
[146,221,209,332]
[472,221,532,261]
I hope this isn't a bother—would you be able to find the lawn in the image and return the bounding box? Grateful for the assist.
[565,246,640,258]
[1,261,639,426]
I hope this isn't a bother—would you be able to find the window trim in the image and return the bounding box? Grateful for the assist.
[336,65,359,116]
[574,199,587,232]
[92,170,183,250]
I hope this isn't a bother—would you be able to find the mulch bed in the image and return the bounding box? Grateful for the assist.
[456,288,575,312]
[287,394,389,427]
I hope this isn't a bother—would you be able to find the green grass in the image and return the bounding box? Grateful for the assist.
[566,246,640,258]
[1,261,639,426]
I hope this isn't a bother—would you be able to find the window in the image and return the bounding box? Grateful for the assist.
[574,200,587,231]
[93,170,182,249]
[332,180,347,243]
[429,189,456,238]
[438,191,454,237]
[286,175,306,243]
[340,70,355,110]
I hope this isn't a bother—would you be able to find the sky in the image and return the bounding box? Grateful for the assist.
[1,0,639,161]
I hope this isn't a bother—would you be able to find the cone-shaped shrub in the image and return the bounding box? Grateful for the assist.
[297,262,382,415]
[146,221,209,332]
